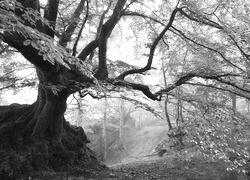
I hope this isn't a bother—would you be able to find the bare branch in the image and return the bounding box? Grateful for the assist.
[80,1,113,63]
[179,6,250,64]
[179,8,223,29]
[122,11,165,25]
[96,0,113,39]
[117,7,182,80]
[94,0,127,79]
[101,0,127,37]
[78,0,127,63]
[185,82,250,100]
[78,39,99,61]
[94,0,113,79]
[227,34,250,61]
[123,0,138,11]
[212,76,250,94]
[170,26,244,72]
[157,72,248,96]
[109,79,161,100]
[59,0,86,47]
[72,0,89,56]
[43,0,60,38]
[109,72,241,101]
[156,72,196,96]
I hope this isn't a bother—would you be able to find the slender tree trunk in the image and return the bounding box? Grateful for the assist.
[102,94,107,161]
[164,97,172,130]
[119,98,124,140]
[176,87,183,126]
[175,50,188,126]
[161,58,172,130]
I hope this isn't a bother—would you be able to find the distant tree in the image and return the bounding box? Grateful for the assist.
[161,55,173,130]
[102,94,108,161]
[0,0,250,178]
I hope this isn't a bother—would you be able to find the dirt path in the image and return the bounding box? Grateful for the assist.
[28,154,249,180]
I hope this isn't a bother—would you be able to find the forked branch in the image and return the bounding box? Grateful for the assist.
[72,0,89,56]
[78,0,127,63]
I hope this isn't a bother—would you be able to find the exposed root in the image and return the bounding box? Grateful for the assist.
[0,103,100,179]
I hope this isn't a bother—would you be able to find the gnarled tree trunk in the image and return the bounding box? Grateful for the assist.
[0,69,99,178]
[0,0,130,178]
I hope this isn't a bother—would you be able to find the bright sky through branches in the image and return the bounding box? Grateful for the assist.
[40,0,47,6]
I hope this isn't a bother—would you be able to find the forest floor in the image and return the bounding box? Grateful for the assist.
[23,124,250,180]
[27,152,249,180]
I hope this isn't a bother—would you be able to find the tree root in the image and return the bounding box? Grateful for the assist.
[0,103,99,179]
